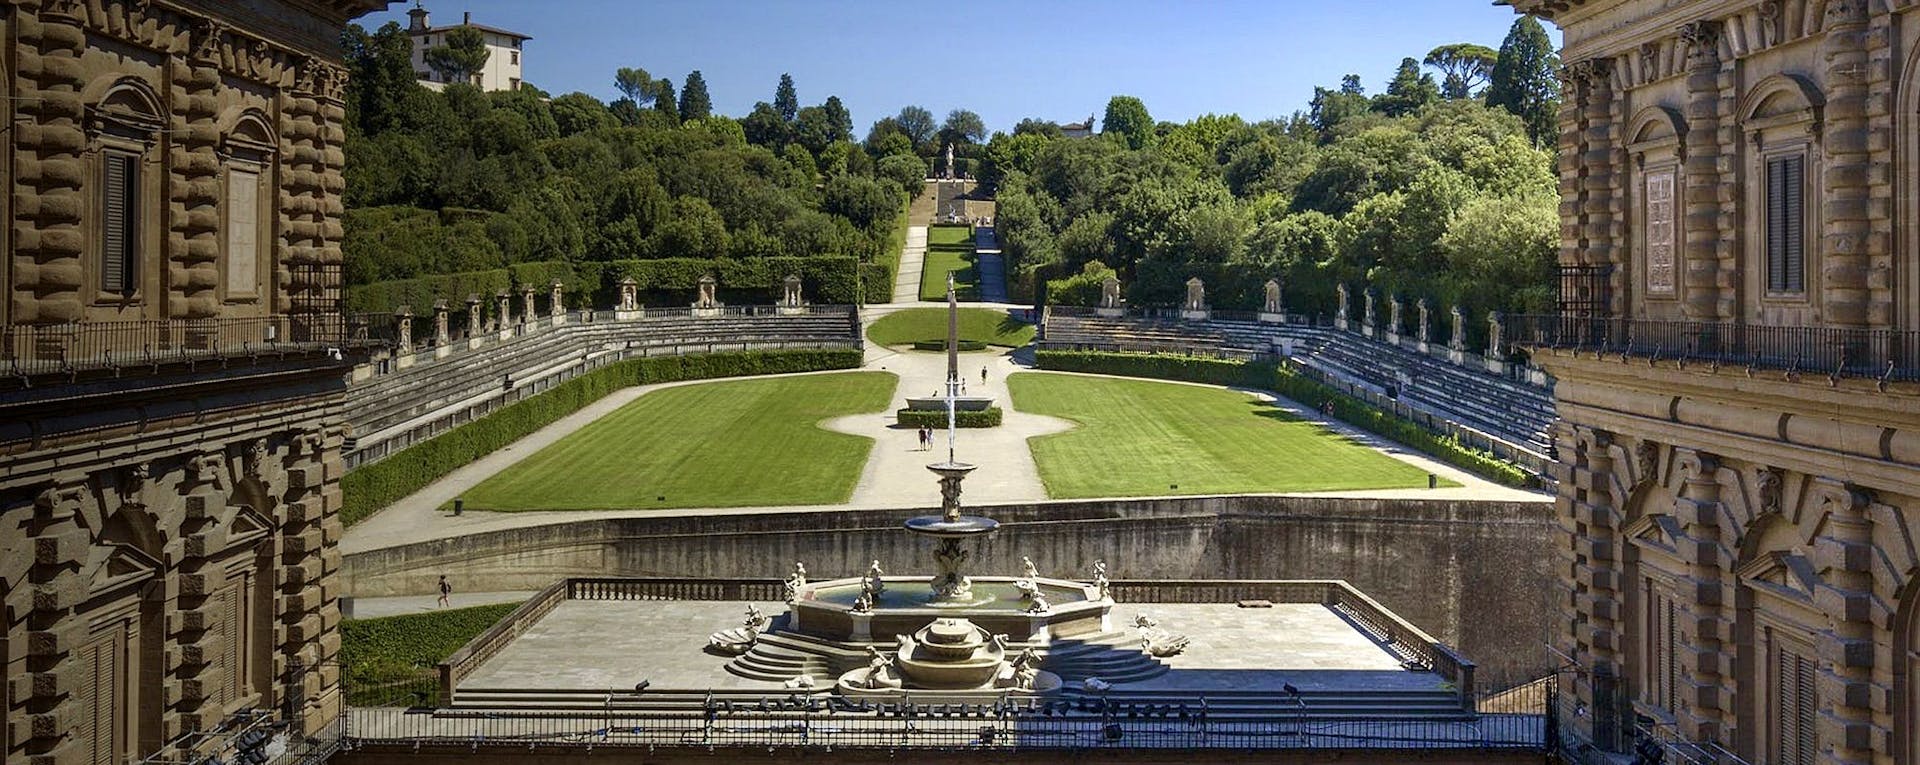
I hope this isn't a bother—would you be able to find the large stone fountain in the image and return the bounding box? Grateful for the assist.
[734,276,1104,698]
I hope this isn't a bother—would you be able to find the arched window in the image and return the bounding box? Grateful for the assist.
[86,80,164,308]
[1627,106,1686,314]
[1738,75,1824,323]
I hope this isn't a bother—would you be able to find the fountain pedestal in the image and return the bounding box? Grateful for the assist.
[905,462,997,605]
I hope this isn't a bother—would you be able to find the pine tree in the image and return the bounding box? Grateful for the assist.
[1425,43,1498,99]
[1485,16,1561,146]
[774,73,798,122]
[653,78,678,123]
[678,70,712,120]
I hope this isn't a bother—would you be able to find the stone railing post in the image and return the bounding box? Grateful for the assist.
[550,281,566,325]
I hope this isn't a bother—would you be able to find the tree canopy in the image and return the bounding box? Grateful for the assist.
[1425,43,1498,99]
[678,71,713,120]
[1485,16,1561,146]
[1101,96,1153,150]
[423,25,489,85]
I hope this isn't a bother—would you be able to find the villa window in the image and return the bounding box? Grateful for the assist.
[1644,581,1680,714]
[510,50,519,65]
[1765,154,1806,294]
[1774,644,1817,764]
[101,151,139,294]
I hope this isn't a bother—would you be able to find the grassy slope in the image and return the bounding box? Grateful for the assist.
[459,372,897,511]
[920,225,977,301]
[342,602,521,706]
[866,307,1036,348]
[1008,372,1452,498]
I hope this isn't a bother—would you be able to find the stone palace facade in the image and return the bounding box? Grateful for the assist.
[1508,1,1920,763]
[0,1,387,764]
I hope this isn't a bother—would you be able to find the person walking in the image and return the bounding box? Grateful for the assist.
[981,366,988,385]
[437,575,452,609]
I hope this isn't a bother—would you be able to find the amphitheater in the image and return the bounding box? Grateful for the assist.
[323,270,1565,760]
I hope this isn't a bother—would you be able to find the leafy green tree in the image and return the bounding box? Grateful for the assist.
[1440,189,1557,313]
[1308,75,1371,140]
[794,105,839,154]
[895,106,937,150]
[1425,43,1498,99]
[774,73,799,121]
[1014,118,1063,138]
[877,153,928,197]
[1374,58,1439,117]
[939,109,987,146]
[614,67,655,104]
[649,196,730,257]
[1100,95,1153,150]
[423,25,489,86]
[823,174,902,230]
[980,131,1050,193]
[742,101,791,147]
[1485,16,1561,146]
[678,70,713,120]
[550,92,613,136]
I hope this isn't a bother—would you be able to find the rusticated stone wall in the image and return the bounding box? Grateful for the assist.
[0,2,382,764]
[340,495,1558,682]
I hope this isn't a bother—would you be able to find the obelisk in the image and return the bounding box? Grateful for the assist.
[903,272,994,605]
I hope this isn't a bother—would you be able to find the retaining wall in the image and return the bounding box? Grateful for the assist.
[342,494,1555,680]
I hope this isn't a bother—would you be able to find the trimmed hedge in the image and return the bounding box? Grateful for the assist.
[597,256,860,304]
[897,407,1003,428]
[347,256,864,315]
[859,262,892,304]
[1032,350,1530,487]
[341,602,520,707]
[1032,350,1274,388]
[911,339,988,352]
[342,348,863,526]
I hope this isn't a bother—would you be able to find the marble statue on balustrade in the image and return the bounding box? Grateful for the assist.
[520,286,537,325]
[779,274,806,315]
[549,281,567,325]
[1361,289,1376,338]
[1181,277,1209,321]
[1097,275,1124,317]
[1336,283,1350,330]
[394,306,415,358]
[616,278,641,320]
[1484,312,1506,375]
[694,275,723,317]
[1416,299,1431,353]
[1387,297,1404,344]
[1260,278,1285,323]
[1448,304,1467,363]
[433,300,452,358]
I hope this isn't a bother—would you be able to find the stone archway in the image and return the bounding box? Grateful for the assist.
[1894,578,1920,763]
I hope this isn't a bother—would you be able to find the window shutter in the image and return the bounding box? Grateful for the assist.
[1766,157,1785,292]
[102,153,134,293]
[1784,156,1805,293]
[1663,598,1678,712]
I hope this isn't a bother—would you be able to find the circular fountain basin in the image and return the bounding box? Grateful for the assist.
[792,577,1108,642]
[902,514,1000,537]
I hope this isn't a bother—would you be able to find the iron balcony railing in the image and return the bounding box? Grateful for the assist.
[1507,315,1920,384]
[1,313,386,379]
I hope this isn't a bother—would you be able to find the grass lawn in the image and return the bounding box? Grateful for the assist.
[1007,372,1454,498]
[342,602,520,706]
[459,372,897,511]
[867,307,1036,349]
[920,225,977,301]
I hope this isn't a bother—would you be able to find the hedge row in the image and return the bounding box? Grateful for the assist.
[859,263,892,304]
[347,256,867,315]
[341,348,864,526]
[896,407,1003,429]
[341,602,521,707]
[1032,350,1530,487]
[910,339,988,352]
[1031,350,1275,388]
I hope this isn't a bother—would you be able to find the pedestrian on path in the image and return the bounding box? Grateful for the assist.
[437,575,452,609]
[981,366,988,384]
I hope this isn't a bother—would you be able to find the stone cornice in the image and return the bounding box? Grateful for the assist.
[43,0,353,101]
[1535,349,1920,426]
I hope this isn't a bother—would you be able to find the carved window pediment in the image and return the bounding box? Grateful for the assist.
[1738,550,1818,603]
[85,543,161,596]
[200,504,275,556]
[1626,513,1684,555]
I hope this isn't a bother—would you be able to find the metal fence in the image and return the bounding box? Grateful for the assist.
[1508,314,1920,383]
[1,314,383,379]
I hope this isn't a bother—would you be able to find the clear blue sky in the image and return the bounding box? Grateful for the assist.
[361,1,1554,133]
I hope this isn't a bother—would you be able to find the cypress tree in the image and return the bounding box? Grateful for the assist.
[1485,15,1561,146]
[678,70,713,120]
[774,73,798,122]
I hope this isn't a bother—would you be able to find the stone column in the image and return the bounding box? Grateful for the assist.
[520,286,537,325]
[20,484,89,761]
[1821,3,1873,328]
[1417,300,1431,353]
[549,281,566,325]
[394,306,414,356]
[1485,312,1506,374]
[1672,451,1731,742]
[1361,290,1376,338]
[1386,297,1404,344]
[1568,428,1628,752]
[1678,22,1724,322]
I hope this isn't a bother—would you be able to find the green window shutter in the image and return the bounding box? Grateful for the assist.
[101,153,138,293]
